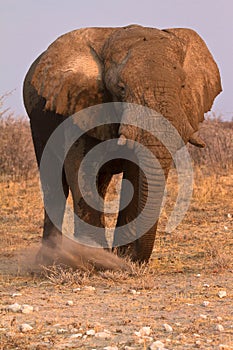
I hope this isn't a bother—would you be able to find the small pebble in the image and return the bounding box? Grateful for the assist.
[199,314,208,319]
[19,323,33,333]
[196,274,201,277]
[84,286,96,291]
[7,303,21,313]
[104,347,118,350]
[219,344,233,349]
[72,287,81,292]
[86,329,95,336]
[149,340,166,349]
[193,333,200,337]
[130,289,140,295]
[227,213,232,218]
[163,323,173,333]
[203,283,210,288]
[134,326,151,337]
[57,328,68,334]
[66,300,73,306]
[95,331,111,339]
[217,316,223,321]
[218,291,227,298]
[70,333,83,338]
[202,301,210,307]
[12,293,22,297]
[21,304,34,314]
[215,324,224,332]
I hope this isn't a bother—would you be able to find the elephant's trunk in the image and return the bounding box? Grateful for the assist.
[116,109,174,262]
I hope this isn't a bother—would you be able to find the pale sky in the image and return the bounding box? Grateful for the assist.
[1,0,233,120]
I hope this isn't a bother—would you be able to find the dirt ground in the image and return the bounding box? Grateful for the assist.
[0,170,233,350]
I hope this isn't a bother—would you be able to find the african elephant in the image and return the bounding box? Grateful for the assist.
[23,25,221,264]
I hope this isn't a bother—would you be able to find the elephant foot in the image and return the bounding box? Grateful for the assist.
[116,244,148,265]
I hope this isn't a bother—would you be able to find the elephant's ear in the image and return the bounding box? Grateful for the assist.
[31,28,116,117]
[165,28,222,134]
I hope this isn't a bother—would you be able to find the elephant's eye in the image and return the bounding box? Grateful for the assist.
[117,83,126,96]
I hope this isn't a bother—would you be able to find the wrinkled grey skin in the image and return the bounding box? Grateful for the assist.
[23,25,221,263]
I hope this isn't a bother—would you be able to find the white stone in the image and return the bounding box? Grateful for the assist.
[130,289,141,295]
[202,301,210,307]
[217,316,223,321]
[86,329,95,336]
[19,323,33,332]
[66,300,74,306]
[95,331,111,338]
[199,314,208,319]
[196,274,201,277]
[227,213,232,218]
[84,286,96,291]
[219,344,233,349]
[134,326,151,337]
[203,283,210,288]
[104,347,118,350]
[7,303,22,312]
[12,293,22,297]
[215,324,224,332]
[57,328,68,334]
[72,287,81,292]
[163,323,173,333]
[218,291,227,298]
[70,333,83,338]
[149,340,165,349]
[21,304,34,314]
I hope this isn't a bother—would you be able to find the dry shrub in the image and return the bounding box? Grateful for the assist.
[188,116,233,173]
[0,95,37,181]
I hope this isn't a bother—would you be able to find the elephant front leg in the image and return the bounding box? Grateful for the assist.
[64,141,112,248]
[112,158,146,260]
[113,158,161,264]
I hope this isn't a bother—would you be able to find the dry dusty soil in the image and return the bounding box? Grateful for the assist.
[0,170,233,350]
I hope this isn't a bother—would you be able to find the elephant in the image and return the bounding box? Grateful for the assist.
[23,24,221,264]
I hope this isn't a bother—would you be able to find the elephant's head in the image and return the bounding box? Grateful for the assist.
[28,25,221,149]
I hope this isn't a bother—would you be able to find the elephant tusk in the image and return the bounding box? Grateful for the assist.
[189,134,206,148]
[118,134,127,146]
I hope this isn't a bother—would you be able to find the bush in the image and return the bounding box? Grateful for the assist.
[0,95,37,181]
[188,117,233,173]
